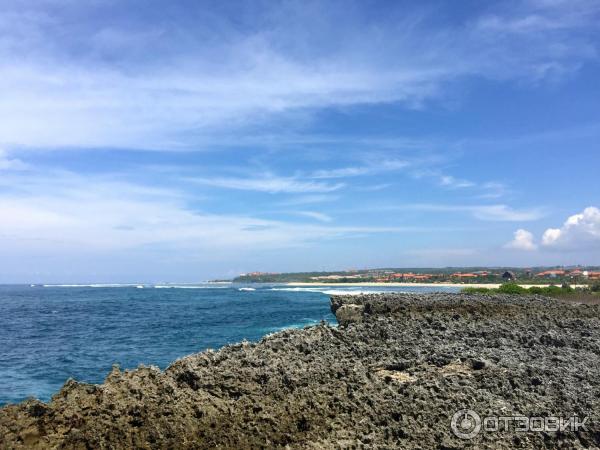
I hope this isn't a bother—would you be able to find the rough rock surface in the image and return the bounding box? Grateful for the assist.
[1,293,600,449]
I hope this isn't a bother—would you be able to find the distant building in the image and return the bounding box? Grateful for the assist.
[411,275,432,280]
[502,271,516,281]
[451,273,478,279]
[403,273,432,280]
[535,270,566,278]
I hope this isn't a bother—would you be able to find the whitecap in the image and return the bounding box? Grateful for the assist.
[43,284,138,288]
[153,285,229,289]
[269,286,414,295]
[269,287,323,292]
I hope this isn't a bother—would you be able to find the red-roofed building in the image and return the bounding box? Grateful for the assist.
[536,270,566,278]
[411,275,432,280]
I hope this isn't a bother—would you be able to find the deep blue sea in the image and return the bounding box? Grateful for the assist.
[0,283,459,405]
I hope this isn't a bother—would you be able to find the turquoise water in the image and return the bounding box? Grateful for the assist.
[0,283,459,405]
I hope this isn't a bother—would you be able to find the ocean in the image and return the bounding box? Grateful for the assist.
[0,283,460,405]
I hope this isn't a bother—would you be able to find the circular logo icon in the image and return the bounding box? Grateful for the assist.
[451,409,481,439]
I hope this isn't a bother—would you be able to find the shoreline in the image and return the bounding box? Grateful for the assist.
[285,281,590,289]
[3,293,599,448]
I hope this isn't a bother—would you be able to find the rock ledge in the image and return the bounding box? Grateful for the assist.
[1,293,599,449]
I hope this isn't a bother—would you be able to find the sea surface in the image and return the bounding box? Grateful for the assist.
[0,283,460,405]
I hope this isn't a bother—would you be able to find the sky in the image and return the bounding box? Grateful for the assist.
[0,0,599,283]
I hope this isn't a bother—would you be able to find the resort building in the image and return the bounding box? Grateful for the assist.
[535,270,566,278]
[502,271,516,281]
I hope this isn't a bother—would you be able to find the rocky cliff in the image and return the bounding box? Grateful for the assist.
[1,293,600,448]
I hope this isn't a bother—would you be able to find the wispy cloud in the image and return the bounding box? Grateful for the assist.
[349,203,546,222]
[295,211,333,223]
[412,167,510,198]
[188,175,344,194]
[355,183,393,192]
[477,182,510,199]
[0,149,28,170]
[1,1,598,150]
[275,194,340,206]
[0,168,446,261]
[468,205,545,222]
[310,166,373,179]
[477,0,600,34]
[438,175,475,189]
[310,159,409,179]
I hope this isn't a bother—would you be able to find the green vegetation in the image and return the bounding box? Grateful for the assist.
[462,283,600,303]
[462,283,573,295]
[460,287,492,294]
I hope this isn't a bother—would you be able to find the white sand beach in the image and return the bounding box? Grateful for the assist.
[285,282,590,289]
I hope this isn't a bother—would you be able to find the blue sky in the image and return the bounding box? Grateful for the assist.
[1,0,599,282]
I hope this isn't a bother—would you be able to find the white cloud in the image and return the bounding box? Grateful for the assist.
[275,194,340,206]
[505,229,537,250]
[0,149,28,170]
[470,205,545,222]
[310,167,372,179]
[542,206,600,248]
[188,175,344,194]
[0,1,598,150]
[310,159,409,179]
[478,182,510,199]
[295,211,333,223]
[412,168,508,198]
[397,203,545,222]
[439,175,475,189]
[337,203,545,222]
[356,183,392,192]
[542,228,562,245]
[0,169,432,261]
[477,0,600,34]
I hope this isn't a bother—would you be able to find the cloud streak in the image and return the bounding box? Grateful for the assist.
[309,159,409,179]
[188,175,344,194]
[295,211,333,223]
[0,168,444,261]
[1,0,598,150]
[369,203,546,222]
[0,149,28,170]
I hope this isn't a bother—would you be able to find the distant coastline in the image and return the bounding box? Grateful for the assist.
[285,281,590,289]
[234,266,600,285]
